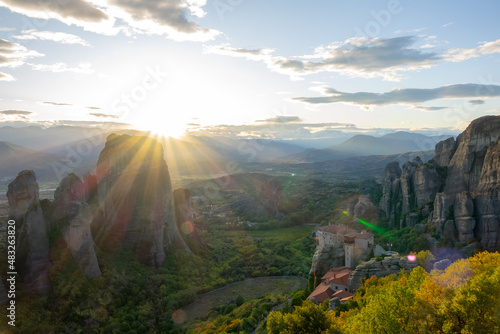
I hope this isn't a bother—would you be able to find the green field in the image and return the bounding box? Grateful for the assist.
[181,276,307,323]
[247,224,317,240]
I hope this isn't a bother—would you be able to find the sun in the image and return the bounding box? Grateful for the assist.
[131,110,187,138]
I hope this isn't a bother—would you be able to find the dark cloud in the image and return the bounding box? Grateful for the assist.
[89,113,120,119]
[0,109,33,115]
[293,84,500,108]
[256,116,303,123]
[42,101,73,106]
[467,99,485,105]
[1,0,108,22]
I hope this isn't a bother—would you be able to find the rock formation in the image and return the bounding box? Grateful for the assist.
[380,115,500,250]
[379,157,445,228]
[95,134,191,266]
[348,256,418,290]
[173,188,207,252]
[7,170,51,295]
[309,244,345,278]
[53,174,101,278]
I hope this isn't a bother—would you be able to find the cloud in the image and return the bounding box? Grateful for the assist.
[42,101,73,106]
[207,36,500,81]
[29,61,94,74]
[256,116,303,123]
[206,36,441,81]
[0,0,218,41]
[86,106,101,110]
[445,39,500,62]
[467,99,485,105]
[0,109,32,115]
[413,105,448,112]
[89,112,120,119]
[293,84,500,109]
[0,0,109,23]
[13,30,90,46]
[0,38,43,80]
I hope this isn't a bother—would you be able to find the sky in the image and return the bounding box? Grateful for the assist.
[0,0,499,140]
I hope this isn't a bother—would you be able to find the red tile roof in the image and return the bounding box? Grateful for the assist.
[321,267,352,286]
[332,290,354,300]
[307,283,335,304]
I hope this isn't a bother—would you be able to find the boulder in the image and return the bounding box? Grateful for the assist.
[433,259,452,271]
[329,297,341,311]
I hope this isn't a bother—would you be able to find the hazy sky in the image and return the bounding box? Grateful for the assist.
[0,0,499,137]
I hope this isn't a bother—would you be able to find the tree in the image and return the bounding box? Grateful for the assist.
[235,295,245,307]
[267,300,331,334]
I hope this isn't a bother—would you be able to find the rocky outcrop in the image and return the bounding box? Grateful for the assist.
[379,162,402,228]
[348,256,418,290]
[309,245,345,278]
[433,259,452,271]
[53,174,101,278]
[7,170,51,295]
[95,134,191,266]
[260,178,282,213]
[173,188,207,252]
[380,157,444,228]
[381,115,500,250]
[434,137,456,166]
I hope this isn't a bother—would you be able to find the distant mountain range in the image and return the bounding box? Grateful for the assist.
[0,125,454,185]
[0,141,60,182]
[283,132,453,162]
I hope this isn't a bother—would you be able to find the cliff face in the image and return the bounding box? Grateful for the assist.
[53,174,101,278]
[380,116,500,250]
[173,188,207,252]
[95,135,191,266]
[7,170,51,295]
[379,158,445,229]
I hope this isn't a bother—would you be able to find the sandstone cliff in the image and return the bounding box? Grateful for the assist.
[380,115,500,250]
[7,170,51,295]
[95,134,191,266]
[53,174,101,278]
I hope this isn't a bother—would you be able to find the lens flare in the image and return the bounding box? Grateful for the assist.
[180,221,195,235]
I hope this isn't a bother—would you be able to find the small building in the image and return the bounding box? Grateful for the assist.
[316,224,374,268]
[331,289,354,302]
[321,266,352,292]
[307,283,335,304]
